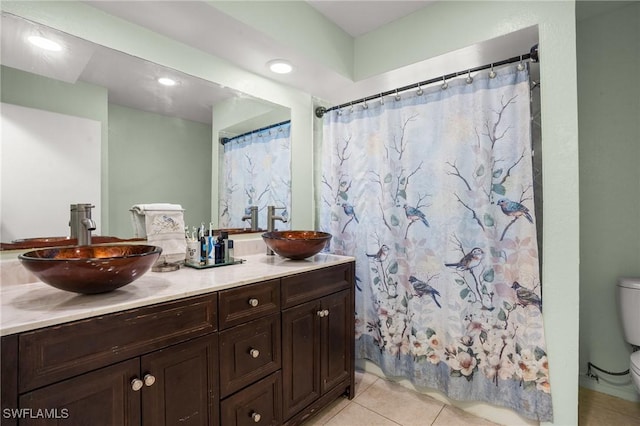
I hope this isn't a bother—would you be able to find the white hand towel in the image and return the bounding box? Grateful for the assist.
[130,203,184,238]
[144,211,186,264]
[130,203,186,265]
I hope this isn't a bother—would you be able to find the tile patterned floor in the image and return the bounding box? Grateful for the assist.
[305,370,640,425]
[305,370,499,426]
[578,386,640,426]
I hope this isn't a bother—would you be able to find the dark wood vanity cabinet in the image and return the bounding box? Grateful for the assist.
[1,261,355,426]
[281,264,355,425]
[4,293,219,426]
[17,335,219,426]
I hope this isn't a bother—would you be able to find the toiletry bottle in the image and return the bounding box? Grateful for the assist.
[207,235,216,265]
[227,239,234,261]
[215,232,224,264]
[200,233,207,264]
[221,231,229,263]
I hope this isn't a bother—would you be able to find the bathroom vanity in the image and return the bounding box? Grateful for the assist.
[0,253,355,426]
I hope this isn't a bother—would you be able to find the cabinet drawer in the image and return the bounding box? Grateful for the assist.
[220,371,282,426]
[19,293,217,393]
[218,279,280,329]
[219,313,281,397]
[281,263,352,308]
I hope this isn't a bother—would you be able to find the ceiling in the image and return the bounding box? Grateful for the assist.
[84,1,535,104]
[306,1,436,37]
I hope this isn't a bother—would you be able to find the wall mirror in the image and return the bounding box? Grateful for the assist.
[0,12,290,247]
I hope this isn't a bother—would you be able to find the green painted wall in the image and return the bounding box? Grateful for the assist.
[577,1,640,401]
[108,104,212,237]
[0,65,108,120]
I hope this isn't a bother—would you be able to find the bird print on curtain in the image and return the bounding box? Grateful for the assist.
[319,65,552,422]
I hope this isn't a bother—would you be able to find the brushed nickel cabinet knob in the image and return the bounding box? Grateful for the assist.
[131,378,143,391]
[143,373,156,387]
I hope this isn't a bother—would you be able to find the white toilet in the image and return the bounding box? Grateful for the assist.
[616,277,640,392]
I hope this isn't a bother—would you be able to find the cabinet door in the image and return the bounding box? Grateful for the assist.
[321,290,351,394]
[141,335,218,426]
[281,299,321,420]
[19,359,141,426]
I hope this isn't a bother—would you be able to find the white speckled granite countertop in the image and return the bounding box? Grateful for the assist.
[0,253,354,336]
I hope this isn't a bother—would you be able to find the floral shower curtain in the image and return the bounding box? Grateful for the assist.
[319,65,552,421]
[219,121,291,229]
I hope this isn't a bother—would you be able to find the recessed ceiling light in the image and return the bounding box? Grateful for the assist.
[28,35,62,52]
[268,59,293,74]
[157,77,177,86]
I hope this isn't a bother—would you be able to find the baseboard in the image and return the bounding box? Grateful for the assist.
[578,374,639,402]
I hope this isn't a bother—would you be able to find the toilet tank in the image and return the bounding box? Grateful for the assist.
[617,277,640,346]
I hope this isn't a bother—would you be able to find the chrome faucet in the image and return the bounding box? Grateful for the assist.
[70,203,96,246]
[266,206,288,255]
[241,206,259,231]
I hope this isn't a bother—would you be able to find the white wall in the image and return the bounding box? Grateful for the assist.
[1,103,101,240]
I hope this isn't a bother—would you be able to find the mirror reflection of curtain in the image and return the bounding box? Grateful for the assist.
[319,65,552,422]
[219,121,291,230]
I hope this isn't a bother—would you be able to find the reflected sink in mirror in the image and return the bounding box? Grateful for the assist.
[19,244,162,294]
[1,236,144,251]
[262,231,331,260]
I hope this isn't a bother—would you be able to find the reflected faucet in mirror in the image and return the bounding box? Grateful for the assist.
[266,206,288,256]
[242,206,259,231]
[69,204,96,246]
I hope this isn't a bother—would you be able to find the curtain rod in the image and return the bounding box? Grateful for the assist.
[315,44,539,118]
[220,119,291,145]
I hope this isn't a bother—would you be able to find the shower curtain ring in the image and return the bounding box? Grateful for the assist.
[489,64,497,79]
[362,99,369,109]
[395,89,401,101]
[416,83,423,96]
[379,93,384,105]
[349,102,354,113]
[465,70,473,84]
[441,76,448,90]
[517,55,525,71]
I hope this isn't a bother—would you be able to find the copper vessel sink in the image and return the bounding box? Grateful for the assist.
[262,231,331,260]
[19,244,162,294]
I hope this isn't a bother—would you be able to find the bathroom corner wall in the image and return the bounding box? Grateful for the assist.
[577,1,640,402]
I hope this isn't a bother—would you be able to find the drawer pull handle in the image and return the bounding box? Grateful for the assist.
[323,309,329,316]
[251,412,261,422]
[143,373,156,387]
[248,298,259,307]
[131,378,144,392]
[249,348,260,358]
[317,310,325,317]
